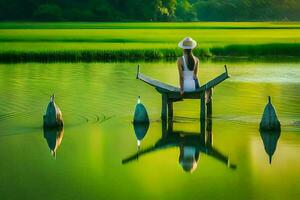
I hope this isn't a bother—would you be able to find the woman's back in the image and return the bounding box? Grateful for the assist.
[181,55,198,92]
[182,55,195,79]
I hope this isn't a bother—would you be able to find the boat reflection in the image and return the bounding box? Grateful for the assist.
[260,130,281,164]
[43,127,64,158]
[123,119,236,173]
[133,122,149,149]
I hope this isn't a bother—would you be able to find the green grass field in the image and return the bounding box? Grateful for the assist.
[0,22,300,62]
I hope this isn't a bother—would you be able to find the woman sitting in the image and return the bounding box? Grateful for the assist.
[177,37,199,95]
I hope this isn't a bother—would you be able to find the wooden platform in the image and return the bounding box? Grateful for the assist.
[136,65,230,121]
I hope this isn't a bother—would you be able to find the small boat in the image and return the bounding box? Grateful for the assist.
[260,96,281,131]
[133,96,149,124]
[43,94,64,128]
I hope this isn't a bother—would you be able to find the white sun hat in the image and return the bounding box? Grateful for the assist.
[178,37,197,49]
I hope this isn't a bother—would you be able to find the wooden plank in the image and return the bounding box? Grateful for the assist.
[167,90,202,99]
[138,73,179,92]
[137,65,229,98]
[122,145,157,164]
[199,72,229,91]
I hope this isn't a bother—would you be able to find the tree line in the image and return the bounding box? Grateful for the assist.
[0,0,299,21]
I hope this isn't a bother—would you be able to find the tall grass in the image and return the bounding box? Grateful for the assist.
[0,43,299,63]
[210,43,300,57]
[1,22,300,62]
[0,48,211,63]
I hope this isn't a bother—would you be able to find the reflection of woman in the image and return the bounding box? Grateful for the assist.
[177,37,199,95]
[179,145,199,173]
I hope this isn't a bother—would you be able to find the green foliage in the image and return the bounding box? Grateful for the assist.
[155,0,177,21]
[175,0,197,21]
[33,4,63,21]
[0,0,300,21]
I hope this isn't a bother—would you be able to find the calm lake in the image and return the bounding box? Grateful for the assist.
[0,61,299,199]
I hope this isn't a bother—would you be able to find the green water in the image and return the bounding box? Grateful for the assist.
[0,61,299,200]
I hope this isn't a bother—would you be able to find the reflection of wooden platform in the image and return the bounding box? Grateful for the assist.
[136,65,230,121]
[122,118,237,170]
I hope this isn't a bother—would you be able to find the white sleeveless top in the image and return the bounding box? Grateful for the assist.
[182,56,196,92]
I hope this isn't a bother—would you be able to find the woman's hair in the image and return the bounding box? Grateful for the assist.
[183,49,195,71]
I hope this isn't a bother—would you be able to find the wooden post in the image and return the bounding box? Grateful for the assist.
[161,94,168,121]
[161,117,167,138]
[206,118,212,132]
[206,118,213,148]
[167,100,173,120]
[200,117,206,146]
[206,88,213,118]
[200,92,206,122]
[207,100,212,118]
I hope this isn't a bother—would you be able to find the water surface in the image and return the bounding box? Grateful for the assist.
[0,61,299,199]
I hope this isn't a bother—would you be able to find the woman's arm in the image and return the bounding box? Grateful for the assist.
[193,57,199,79]
[177,58,184,95]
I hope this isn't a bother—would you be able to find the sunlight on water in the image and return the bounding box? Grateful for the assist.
[228,64,300,83]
